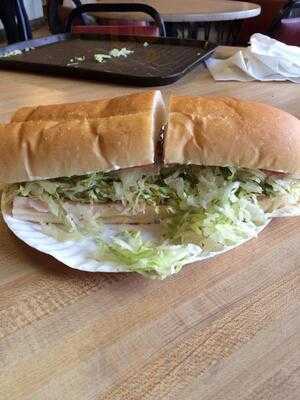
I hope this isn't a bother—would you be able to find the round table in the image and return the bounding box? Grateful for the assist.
[72,0,261,43]
[74,0,261,22]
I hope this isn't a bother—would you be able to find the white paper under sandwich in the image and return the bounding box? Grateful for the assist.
[2,213,270,275]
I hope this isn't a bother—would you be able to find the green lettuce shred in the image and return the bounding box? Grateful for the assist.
[96,230,201,279]
[3,165,299,278]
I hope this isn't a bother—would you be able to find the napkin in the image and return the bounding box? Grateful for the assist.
[205,33,300,83]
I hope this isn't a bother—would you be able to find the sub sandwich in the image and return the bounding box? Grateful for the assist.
[1,92,299,277]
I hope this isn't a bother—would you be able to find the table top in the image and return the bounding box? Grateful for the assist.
[70,0,261,22]
[0,47,299,400]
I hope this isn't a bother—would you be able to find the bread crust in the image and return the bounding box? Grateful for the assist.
[11,91,163,122]
[4,94,300,184]
[164,96,300,174]
[0,113,154,183]
[1,91,165,183]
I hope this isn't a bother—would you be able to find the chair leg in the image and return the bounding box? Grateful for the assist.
[15,0,32,41]
[226,20,243,45]
[204,22,212,42]
[0,12,19,44]
[216,21,227,44]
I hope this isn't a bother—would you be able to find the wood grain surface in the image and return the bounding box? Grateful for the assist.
[0,47,299,400]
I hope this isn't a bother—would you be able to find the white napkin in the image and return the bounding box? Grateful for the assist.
[205,33,300,83]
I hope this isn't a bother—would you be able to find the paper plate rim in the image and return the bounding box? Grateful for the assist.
[2,212,271,275]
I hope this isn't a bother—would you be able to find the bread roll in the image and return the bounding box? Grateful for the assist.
[1,92,165,184]
[0,114,155,184]
[11,90,165,122]
[164,96,300,174]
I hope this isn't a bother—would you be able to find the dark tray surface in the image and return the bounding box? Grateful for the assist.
[0,34,216,86]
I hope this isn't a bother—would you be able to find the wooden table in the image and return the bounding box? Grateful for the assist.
[66,0,261,22]
[0,48,299,399]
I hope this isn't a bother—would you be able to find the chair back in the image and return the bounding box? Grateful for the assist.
[65,2,166,37]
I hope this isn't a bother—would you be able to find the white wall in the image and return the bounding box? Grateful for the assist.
[25,0,44,20]
[0,0,43,29]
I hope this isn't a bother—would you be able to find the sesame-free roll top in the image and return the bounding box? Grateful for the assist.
[164,95,300,175]
[0,91,166,183]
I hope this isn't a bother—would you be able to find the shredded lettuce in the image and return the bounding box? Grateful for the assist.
[41,213,103,241]
[264,176,300,210]
[96,230,202,279]
[3,165,299,277]
[162,166,269,250]
[160,166,299,250]
[4,169,173,234]
[15,170,172,213]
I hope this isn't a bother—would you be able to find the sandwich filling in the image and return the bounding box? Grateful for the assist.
[3,167,299,258]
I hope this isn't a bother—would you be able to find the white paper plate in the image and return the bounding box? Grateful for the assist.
[268,205,300,218]
[3,212,271,275]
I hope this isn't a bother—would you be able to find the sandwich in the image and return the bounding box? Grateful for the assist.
[1,93,299,278]
[163,95,300,249]
[1,90,167,226]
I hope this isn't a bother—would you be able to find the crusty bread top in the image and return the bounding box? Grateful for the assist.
[164,96,300,174]
[0,113,156,184]
[1,91,165,184]
[11,90,163,122]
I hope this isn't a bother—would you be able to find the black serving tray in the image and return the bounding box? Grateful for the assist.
[0,33,216,86]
